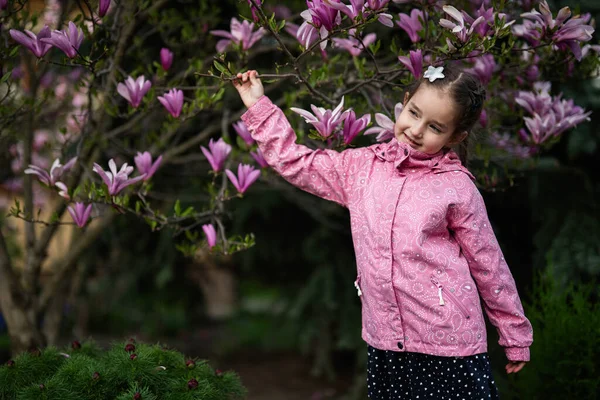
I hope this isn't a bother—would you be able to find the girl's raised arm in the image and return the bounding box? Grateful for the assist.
[233,70,368,206]
[240,95,366,207]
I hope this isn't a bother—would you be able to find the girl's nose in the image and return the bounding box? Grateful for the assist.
[412,122,426,137]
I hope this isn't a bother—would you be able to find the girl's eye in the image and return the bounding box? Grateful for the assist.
[409,109,418,116]
[430,125,441,133]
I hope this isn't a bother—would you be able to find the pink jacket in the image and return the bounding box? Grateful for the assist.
[242,96,533,362]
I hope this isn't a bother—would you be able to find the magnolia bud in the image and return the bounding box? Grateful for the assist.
[133,392,142,400]
[186,359,195,369]
[39,384,45,390]
[6,360,15,367]
[72,340,81,350]
[125,343,136,353]
[187,378,199,390]
[92,371,100,380]
[215,369,223,376]
[130,353,138,361]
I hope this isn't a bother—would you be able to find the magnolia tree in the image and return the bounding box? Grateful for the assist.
[0,0,597,355]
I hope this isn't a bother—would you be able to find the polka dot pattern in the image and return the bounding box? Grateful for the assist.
[367,346,499,400]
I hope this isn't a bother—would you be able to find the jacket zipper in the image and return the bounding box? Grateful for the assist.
[430,276,470,319]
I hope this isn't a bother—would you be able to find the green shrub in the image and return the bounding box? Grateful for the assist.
[0,340,245,400]
[507,270,600,400]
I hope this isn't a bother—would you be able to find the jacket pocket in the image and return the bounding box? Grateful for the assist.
[430,275,470,319]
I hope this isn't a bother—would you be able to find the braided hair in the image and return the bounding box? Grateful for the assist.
[405,63,486,166]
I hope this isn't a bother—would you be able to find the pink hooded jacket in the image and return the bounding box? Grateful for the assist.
[241,96,533,362]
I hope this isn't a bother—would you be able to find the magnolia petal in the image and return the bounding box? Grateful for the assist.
[442,5,464,26]
[225,169,241,192]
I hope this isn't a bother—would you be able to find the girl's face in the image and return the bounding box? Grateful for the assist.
[394,84,467,154]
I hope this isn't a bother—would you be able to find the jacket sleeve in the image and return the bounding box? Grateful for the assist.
[241,96,364,208]
[448,178,533,362]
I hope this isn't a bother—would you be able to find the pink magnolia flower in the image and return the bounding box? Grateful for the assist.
[160,47,173,71]
[117,76,152,108]
[24,157,77,187]
[332,29,377,57]
[270,5,292,20]
[157,88,184,118]
[67,202,92,228]
[233,121,255,146]
[210,17,267,53]
[9,26,53,58]
[397,9,425,43]
[285,22,316,49]
[398,49,423,80]
[461,4,510,38]
[200,138,232,172]
[466,53,496,85]
[134,151,163,181]
[250,148,269,168]
[365,0,394,27]
[303,0,341,32]
[341,110,371,145]
[514,83,553,116]
[93,159,146,196]
[99,0,110,17]
[512,19,543,45]
[439,5,485,43]
[517,1,594,60]
[298,0,342,50]
[226,164,261,194]
[1,0,7,10]
[247,0,263,22]
[325,0,365,21]
[479,109,488,128]
[202,224,217,248]
[364,102,403,142]
[290,97,349,139]
[489,132,532,159]
[41,22,84,58]
[516,83,591,144]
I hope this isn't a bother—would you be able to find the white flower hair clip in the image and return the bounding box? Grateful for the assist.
[423,66,445,82]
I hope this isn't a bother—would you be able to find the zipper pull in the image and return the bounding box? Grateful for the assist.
[430,276,445,306]
[354,280,362,297]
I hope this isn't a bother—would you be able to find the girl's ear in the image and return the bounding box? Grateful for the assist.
[403,92,410,106]
[448,131,468,145]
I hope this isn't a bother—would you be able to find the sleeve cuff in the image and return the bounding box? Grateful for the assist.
[504,347,530,362]
[240,95,273,128]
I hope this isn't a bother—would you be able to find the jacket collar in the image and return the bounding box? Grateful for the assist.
[370,139,475,181]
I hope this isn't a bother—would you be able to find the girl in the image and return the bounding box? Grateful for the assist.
[233,64,532,399]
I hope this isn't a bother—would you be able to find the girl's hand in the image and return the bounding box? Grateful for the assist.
[505,361,526,374]
[233,70,264,109]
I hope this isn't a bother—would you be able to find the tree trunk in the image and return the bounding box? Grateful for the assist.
[41,278,69,346]
[0,230,46,356]
[192,249,237,320]
[0,297,46,357]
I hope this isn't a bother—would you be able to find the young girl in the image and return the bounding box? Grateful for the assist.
[234,64,532,399]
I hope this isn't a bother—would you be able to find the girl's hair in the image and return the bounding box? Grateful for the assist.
[405,63,486,166]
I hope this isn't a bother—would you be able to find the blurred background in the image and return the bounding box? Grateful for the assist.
[1,0,599,399]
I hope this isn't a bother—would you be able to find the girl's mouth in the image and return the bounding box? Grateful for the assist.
[404,133,420,147]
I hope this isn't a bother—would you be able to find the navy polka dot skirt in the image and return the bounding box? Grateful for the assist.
[367,345,500,400]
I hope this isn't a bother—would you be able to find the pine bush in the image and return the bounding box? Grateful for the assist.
[0,339,246,400]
